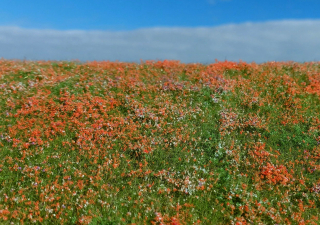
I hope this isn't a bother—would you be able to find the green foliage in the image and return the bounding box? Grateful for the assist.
[0,60,320,224]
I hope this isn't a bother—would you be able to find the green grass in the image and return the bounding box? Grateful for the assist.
[0,60,319,224]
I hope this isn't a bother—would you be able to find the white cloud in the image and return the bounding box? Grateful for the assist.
[0,20,320,63]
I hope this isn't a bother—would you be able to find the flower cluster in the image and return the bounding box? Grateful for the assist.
[0,59,319,224]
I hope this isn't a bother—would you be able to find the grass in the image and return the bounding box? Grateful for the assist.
[0,59,320,224]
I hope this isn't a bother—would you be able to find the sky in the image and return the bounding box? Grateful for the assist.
[0,0,320,63]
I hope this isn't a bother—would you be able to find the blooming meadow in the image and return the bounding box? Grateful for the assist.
[0,59,320,224]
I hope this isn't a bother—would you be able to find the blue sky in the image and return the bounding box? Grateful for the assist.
[1,0,319,30]
[0,0,320,63]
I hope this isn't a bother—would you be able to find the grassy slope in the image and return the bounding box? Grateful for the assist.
[0,59,319,224]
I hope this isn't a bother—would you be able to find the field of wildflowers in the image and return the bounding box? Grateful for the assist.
[0,59,320,224]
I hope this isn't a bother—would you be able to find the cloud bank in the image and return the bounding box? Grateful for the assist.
[1,20,320,63]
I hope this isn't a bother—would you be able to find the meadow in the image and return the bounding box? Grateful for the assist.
[0,59,319,224]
